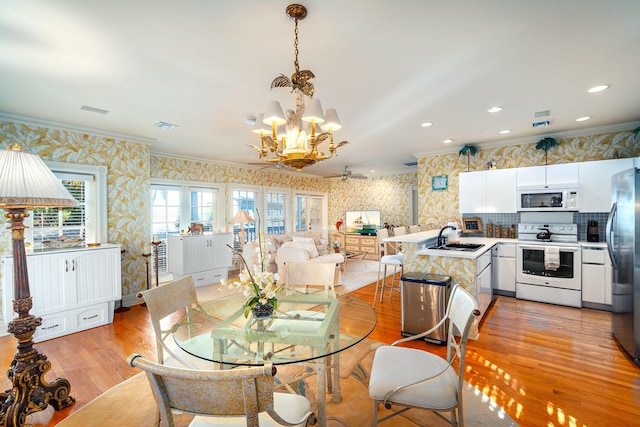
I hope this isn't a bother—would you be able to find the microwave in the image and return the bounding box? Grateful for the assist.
[517,185,579,211]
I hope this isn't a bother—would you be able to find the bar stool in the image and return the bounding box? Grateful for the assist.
[373,228,404,306]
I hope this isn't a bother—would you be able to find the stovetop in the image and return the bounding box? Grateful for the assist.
[517,223,578,244]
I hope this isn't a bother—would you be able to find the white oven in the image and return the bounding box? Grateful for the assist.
[515,223,582,308]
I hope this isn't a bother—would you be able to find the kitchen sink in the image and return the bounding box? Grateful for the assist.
[428,243,485,252]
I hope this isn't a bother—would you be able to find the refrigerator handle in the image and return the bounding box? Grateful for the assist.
[606,201,617,269]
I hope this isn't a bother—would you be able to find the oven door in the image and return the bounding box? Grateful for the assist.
[516,243,582,290]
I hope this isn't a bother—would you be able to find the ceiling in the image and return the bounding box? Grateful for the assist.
[1,0,639,178]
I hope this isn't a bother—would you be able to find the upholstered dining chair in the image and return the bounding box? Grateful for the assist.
[138,276,212,369]
[373,228,404,306]
[409,224,420,234]
[284,261,338,298]
[368,284,480,427]
[127,354,316,427]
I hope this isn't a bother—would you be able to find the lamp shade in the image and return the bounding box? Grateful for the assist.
[231,209,255,224]
[301,98,325,123]
[0,144,78,208]
[321,108,342,132]
[251,113,271,135]
[263,101,286,126]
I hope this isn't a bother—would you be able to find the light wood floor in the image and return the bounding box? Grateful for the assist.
[1,278,639,426]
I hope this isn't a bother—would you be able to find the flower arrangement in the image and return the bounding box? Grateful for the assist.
[220,210,283,318]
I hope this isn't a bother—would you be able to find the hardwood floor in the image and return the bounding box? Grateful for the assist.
[1,279,639,426]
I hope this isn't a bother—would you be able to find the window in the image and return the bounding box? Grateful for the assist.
[28,162,107,248]
[232,189,258,248]
[265,191,286,235]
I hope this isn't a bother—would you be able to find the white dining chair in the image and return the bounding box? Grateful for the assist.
[373,228,404,306]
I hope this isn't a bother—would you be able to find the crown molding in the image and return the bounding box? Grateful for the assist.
[413,121,640,160]
[0,112,155,145]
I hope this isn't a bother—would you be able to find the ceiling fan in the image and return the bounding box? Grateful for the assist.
[324,166,367,181]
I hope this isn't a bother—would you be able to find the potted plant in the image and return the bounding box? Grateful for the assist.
[535,137,559,165]
[332,240,341,253]
[458,144,478,172]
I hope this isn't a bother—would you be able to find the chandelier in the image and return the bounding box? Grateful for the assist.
[248,4,348,171]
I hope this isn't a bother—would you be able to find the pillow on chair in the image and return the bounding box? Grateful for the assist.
[284,240,319,258]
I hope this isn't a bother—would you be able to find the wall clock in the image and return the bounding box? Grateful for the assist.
[432,175,448,191]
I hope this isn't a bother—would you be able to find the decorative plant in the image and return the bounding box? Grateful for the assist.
[633,126,640,140]
[535,137,559,165]
[458,144,478,172]
[332,240,341,249]
[220,210,283,318]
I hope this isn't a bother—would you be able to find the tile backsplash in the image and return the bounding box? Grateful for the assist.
[461,212,609,242]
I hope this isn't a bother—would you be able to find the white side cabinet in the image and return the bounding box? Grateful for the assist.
[2,245,122,342]
[167,233,233,286]
[581,245,612,309]
[493,242,516,295]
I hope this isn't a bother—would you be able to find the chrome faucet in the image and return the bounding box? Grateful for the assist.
[437,225,456,248]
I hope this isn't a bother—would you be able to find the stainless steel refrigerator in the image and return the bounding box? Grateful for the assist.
[607,167,640,365]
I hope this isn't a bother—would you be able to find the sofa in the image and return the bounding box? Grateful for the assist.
[241,231,331,275]
[275,239,344,282]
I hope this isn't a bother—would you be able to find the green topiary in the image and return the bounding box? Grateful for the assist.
[535,137,558,165]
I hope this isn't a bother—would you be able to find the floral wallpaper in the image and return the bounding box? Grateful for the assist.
[417,130,640,229]
[0,120,151,315]
[326,171,417,232]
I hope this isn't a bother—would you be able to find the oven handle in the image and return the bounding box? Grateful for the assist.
[517,244,580,252]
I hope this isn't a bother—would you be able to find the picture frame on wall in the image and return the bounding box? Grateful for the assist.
[432,175,448,191]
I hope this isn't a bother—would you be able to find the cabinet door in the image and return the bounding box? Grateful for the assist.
[582,263,605,303]
[183,236,208,273]
[578,158,634,212]
[459,171,486,213]
[476,263,492,319]
[486,169,517,213]
[74,248,121,304]
[547,163,579,185]
[497,256,516,292]
[516,166,546,187]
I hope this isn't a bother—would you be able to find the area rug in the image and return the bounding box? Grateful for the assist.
[55,339,517,427]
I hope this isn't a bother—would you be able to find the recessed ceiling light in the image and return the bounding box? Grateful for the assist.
[370,170,376,173]
[487,106,502,113]
[443,139,453,144]
[154,121,178,130]
[576,116,591,122]
[499,129,511,134]
[587,84,610,93]
[421,122,433,127]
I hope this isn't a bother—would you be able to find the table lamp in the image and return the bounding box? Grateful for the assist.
[231,209,254,250]
[0,144,77,426]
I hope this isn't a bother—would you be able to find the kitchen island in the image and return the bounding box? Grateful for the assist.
[385,230,510,335]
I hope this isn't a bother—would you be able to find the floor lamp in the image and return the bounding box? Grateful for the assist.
[231,209,254,250]
[0,144,77,426]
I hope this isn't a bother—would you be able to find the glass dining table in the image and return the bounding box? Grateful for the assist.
[171,292,377,427]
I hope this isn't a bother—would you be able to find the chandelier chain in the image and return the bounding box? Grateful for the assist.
[293,18,300,74]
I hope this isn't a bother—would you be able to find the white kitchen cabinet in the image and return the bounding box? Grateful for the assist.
[493,242,516,295]
[516,163,579,187]
[582,245,612,309]
[167,233,233,286]
[459,171,486,213]
[2,245,121,342]
[578,158,634,212]
[459,169,516,213]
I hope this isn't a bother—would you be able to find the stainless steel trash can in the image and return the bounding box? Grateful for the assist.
[401,272,451,345]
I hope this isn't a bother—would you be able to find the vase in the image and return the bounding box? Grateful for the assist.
[251,303,274,320]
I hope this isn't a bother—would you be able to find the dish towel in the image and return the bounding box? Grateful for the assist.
[544,246,560,271]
